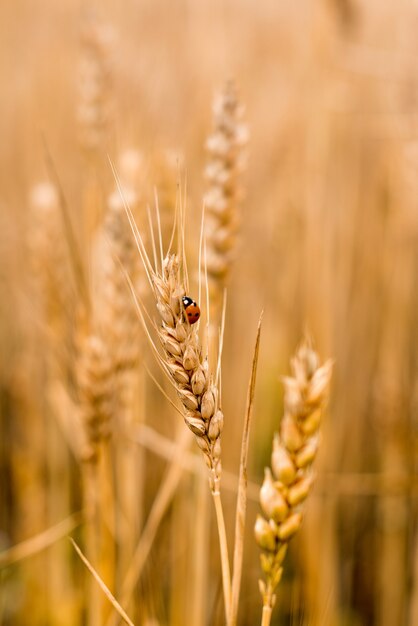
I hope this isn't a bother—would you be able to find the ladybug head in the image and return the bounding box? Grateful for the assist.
[182,296,194,308]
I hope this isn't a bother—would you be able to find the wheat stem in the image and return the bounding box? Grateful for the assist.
[83,462,101,626]
[229,313,262,626]
[212,489,232,619]
[261,603,273,626]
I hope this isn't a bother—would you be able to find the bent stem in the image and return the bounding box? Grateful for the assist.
[212,486,232,621]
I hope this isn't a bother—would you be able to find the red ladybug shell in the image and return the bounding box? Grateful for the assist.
[182,296,201,325]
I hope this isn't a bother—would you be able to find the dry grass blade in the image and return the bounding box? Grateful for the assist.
[106,428,192,626]
[42,139,91,315]
[0,513,82,567]
[229,312,263,626]
[69,538,135,626]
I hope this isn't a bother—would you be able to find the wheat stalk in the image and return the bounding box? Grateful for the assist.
[153,252,232,617]
[255,339,333,625]
[77,331,115,626]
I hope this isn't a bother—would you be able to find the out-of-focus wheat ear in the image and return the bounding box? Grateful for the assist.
[29,182,72,341]
[255,339,333,626]
[77,9,114,158]
[77,332,115,463]
[77,10,114,241]
[203,80,248,314]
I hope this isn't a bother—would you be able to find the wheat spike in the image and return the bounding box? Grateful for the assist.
[152,254,223,492]
[77,10,113,156]
[255,339,333,622]
[203,81,248,305]
[77,333,115,463]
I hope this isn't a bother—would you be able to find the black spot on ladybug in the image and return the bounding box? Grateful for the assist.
[182,296,201,325]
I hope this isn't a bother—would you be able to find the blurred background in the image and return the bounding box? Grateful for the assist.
[0,1,417,625]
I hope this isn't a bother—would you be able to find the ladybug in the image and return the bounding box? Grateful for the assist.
[182,296,201,325]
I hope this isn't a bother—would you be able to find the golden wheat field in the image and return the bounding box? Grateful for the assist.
[0,1,417,625]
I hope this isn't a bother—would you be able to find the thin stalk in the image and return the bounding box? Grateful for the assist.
[190,476,209,626]
[0,513,82,567]
[260,582,274,626]
[83,462,101,626]
[212,488,232,620]
[261,604,273,626]
[106,428,191,626]
[229,314,262,626]
[100,441,116,594]
[70,538,135,626]
[42,138,91,316]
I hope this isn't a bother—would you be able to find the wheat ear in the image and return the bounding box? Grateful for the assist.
[153,254,223,490]
[203,80,248,306]
[77,9,113,156]
[255,340,333,626]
